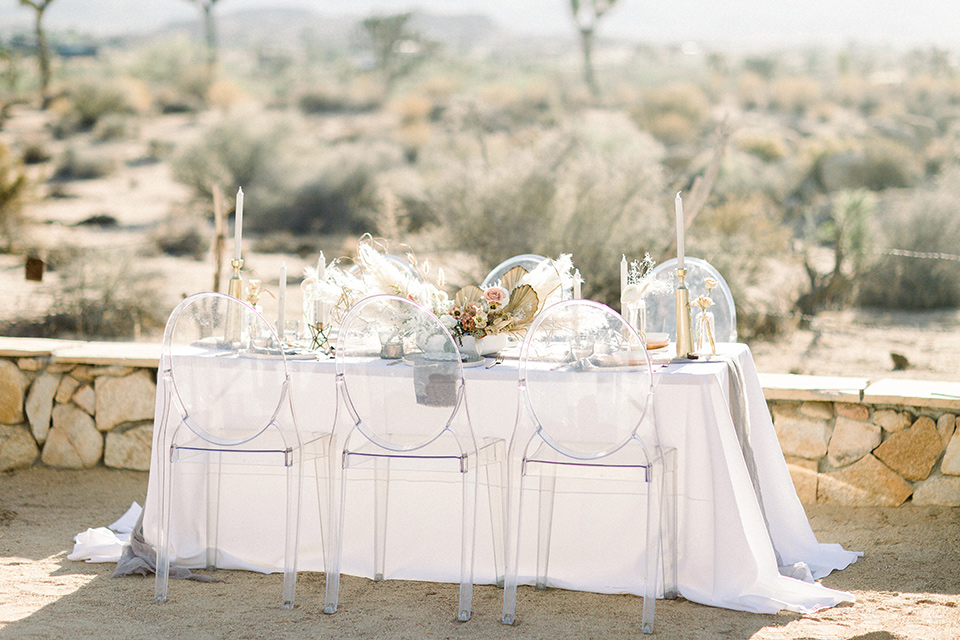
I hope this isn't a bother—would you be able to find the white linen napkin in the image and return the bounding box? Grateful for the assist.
[68,501,142,563]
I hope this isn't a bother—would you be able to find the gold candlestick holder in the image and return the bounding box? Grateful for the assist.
[225,259,244,343]
[675,268,696,359]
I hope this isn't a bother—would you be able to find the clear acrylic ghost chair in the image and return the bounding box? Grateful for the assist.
[323,294,505,622]
[481,254,549,288]
[500,299,677,634]
[645,257,737,343]
[154,292,328,609]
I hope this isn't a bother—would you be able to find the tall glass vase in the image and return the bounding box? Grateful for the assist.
[696,309,715,355]
[625,299,647,346]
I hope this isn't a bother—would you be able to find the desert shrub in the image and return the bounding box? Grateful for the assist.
[423,111,667,305]
[631,82,711,146]
[56,81,136,134]
[737,132,788,163]
[815,139,922,192]
[252,231,319,257]
[51,147,117,181]
[0,142,29,253]
[250,141,404,235]
[76,213,118,227]
[93,114,137,142]
[171,117,288,201]
[6,251,167,339]
[642,82,711,124]
[154,221,209,260]
[467,80,556,131]
[736,72,767,110]
[857,168,960,309]
[768,76,822,115]
[645,112,698,145]
[297,88,379,114]
[833,74,884,116]
[206,79,246,110]
[20,142,50,164]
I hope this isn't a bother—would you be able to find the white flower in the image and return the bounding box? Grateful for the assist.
[439,314,458,329]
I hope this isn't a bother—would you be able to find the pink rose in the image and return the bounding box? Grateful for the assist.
[483,286,510,306]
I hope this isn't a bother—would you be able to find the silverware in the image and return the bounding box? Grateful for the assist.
[485,353,505,369]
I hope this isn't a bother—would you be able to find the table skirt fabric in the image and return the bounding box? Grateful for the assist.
[140,343,860,614]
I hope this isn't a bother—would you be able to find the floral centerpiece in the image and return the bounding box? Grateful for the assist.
[301,235,577,356]
[438,266,541,354]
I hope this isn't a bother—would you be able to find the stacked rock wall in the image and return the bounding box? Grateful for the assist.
[1,338,959,508]
[771,400,960,507]
[0,352,156,472]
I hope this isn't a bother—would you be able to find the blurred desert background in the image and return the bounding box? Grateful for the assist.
[1,0,959,381]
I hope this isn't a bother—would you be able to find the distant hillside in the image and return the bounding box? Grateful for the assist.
[1,5,503,52]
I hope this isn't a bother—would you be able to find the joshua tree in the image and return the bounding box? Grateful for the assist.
[17,0,55,106]
[183,0,222,90]
[570,0,619,98]
[360,13,431,97]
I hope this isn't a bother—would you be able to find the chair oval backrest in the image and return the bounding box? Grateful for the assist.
[519,299,655,460]
[644,257,737,342]
[335,294,464,452]
[165,292,290,447]
[481,254,549,289]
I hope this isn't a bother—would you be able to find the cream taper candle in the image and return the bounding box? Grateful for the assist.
[234,187,244,262]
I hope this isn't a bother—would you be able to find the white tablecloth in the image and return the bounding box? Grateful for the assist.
[141,343,860,614]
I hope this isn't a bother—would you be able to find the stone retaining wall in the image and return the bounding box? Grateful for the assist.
[1,337,959,508]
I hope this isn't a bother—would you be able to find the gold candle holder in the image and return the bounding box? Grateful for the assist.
[225,259,244,343]
[675,268,696,359]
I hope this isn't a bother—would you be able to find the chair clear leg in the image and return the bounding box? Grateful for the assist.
[501,456,525,625]
[457,460,479,622]
[641,460,662,635]
[485,444,506,588]
[660,449,679,600]
[323,442,344,615]
[373,456,390,582]
[535,465,557,590]
[205,453,221,571]
[155,447,173,604]
[281,451,302,610]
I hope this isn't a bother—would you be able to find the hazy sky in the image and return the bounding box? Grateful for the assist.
[2,0,959,51]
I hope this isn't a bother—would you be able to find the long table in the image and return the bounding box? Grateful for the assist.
[141,342,860,614]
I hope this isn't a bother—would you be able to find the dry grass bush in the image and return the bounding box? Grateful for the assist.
[641,82,711,124]
[3,250,166,339]
[51,147,117,181]
[689,192,792,336]
[252,140,406,236]
[645,112,699,145]
[736,132,788,163]
[816,138,922,192]
[172,117,288,202]
[92,114,137,142]
[471,80,556,131]
[424,110,667,305]
[51,81,137,136]
[833,74,886,116]
[297,88,378,114]
[0,142,29,253]
[631,82,711,145]
[904,74,960,123]
[858,166,960,310]
[768,76,822,115]
[207,79,247,110]
[736,72,767,110]
[153,219,209,260]
[20,142,51,164]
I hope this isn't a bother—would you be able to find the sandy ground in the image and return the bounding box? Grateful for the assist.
[0,466,958,640]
